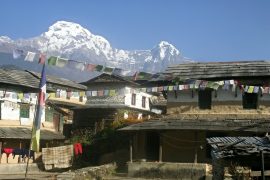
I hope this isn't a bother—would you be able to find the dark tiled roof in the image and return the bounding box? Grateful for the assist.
[164,61,270,80]
[0,127,65,140]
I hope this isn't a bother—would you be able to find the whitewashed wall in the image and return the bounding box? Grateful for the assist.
[168,87,247,103]
[1,101,20,120]
[125,87,152,111]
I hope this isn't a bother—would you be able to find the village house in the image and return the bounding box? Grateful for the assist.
[72,73,161,132]
[120,61,270,179]
[0,67,86,164]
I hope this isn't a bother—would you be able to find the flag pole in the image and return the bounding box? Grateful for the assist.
[25,64,46,179]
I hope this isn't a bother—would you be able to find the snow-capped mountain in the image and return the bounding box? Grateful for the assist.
[0,21,190,81]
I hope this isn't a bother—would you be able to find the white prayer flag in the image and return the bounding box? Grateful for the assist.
[24,52,36,62]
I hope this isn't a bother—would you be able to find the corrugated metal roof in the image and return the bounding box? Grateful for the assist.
[207,136,270,158]
[0,127,65,140]
[164,61,270,80]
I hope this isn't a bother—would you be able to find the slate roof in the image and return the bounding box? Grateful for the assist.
[0,68,40,92]
[207,136,270,158]
[28,71,87,91]
[164,61,270,80]
[119,118,270,132]
[81,73,139,87]
[0,67,86,92]
[0,127,65,140]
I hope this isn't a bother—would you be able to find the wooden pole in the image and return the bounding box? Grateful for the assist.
[159,134,162,162]
[0,141,2,164]
[130,137,133,163]
[261,150,265,180]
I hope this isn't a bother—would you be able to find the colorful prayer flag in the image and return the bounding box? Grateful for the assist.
[31,64,46,152]
[95,65,103,72]
[39,54,46,64]
[103,67,114,74]
[109,90,116,96]
[56,58,68,67]
[48,56,58,66]
[13,49,24,59]
[24,52,36,62]
[85,64,96,72]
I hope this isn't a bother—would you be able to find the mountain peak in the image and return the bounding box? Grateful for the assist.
[151,41,180,60]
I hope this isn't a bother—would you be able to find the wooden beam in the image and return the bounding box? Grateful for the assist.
[159,134,162,162]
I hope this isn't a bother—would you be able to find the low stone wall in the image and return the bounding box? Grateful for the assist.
[128,162,211,179]
[71,163,116,180]
[0,163,42,174]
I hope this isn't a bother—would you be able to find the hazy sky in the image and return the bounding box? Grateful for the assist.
[0,0,269,61]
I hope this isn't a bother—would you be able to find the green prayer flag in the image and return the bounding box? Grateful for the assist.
[48,56,57,66]
[95,65,104,72]
[56,58,68,67]
[103,67,114,74]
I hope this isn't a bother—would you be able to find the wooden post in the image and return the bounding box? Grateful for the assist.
[194,132,198,164]
[159,134,162,162]
[19,141,22,163]
[129,138,133,163]
[0,141,2,164]
[261,150,265,180]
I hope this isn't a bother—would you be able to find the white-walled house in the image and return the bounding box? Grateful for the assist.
[73,73,158,129]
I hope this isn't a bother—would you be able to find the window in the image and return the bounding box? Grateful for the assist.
[142,96,146,108]
[131,93,136,105]
[242,92,258,109]
[20,104,30,118]
[198,89,212,109]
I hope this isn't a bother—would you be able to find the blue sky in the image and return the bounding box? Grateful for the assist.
[0,0,269,61]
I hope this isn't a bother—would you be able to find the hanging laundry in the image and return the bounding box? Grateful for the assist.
[56,58,68,67]
[2,148,14,158]
[48,56,58,66]
[13,49,24,59]
[24,52,36,62]
[39,54,46,64]
[74,143,83,156]
[42,145,73,170]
